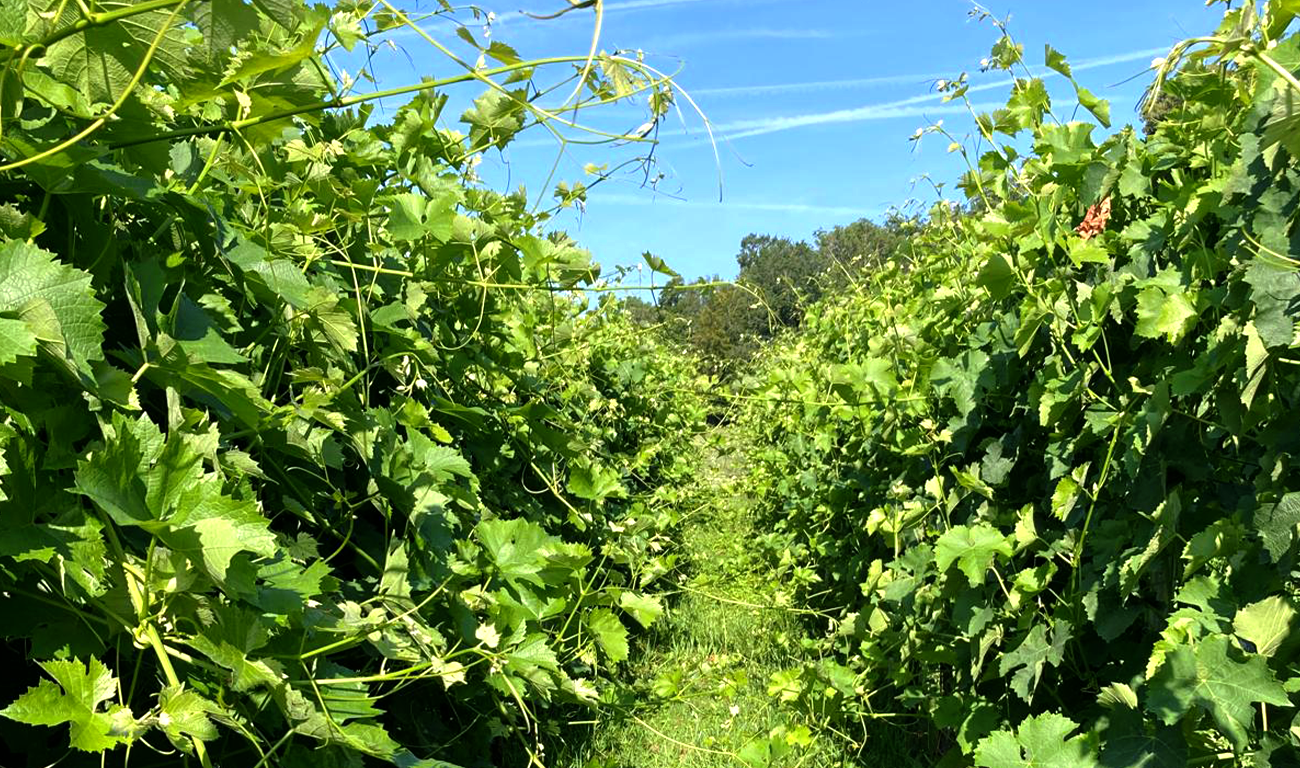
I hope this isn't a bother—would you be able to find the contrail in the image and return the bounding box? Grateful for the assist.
[677,101,1003,142]
[640,27,835,51]
[494,0,756,26]
[592,192,883,217]
[693,45,1166,100]
[686,46,1165,141]
[694,73,950,98]
[486,44,1168,148]
[385,0,738,40]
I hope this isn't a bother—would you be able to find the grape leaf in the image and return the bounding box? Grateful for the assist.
[999,621,1072,703]
[0,240,106,378]
[568,462,626,502]
[157,686,219,751]
[1135,287,1198,344]
[1234,596,1297,658]
[0,657,132,752]
[188,0,261,68]
[977,252,1015,299]
[1098,709,1186,768]
[642,251,681,279]
[188,604,283,692]
[619,591,664,629]
[476,518,556,585]
[936,524,1013,586]
[1146,635,1290,749]
[223,239,313,309]
[73,413,160,527]
[1076,88,1111,129]
[169,485,277,588]
[42,0,192,104]
[1044,45,1073,78]
[1253,492,1300,562]
[586,609,629,663]
[1119,494,1181,597]
[1244,259,1300,348]
[408,433,473,481]
[974,712,1099,768]
[460,89,526,151]
[0,316,37,366]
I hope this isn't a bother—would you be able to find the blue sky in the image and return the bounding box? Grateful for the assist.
[343,1,1222,281]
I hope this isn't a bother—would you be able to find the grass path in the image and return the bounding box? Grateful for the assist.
[555,429,922,768]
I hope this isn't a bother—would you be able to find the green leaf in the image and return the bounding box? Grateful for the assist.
[999,621,1071,703]
[974,712,1099,768]
[504,634,561,678]
[0,240,106,378]
[1253,492,1300,562]
[73,412,162,527]
[619,591,664,629]
[0,0,28,46]
[1038,122,1096,165]
[642,251,681,279]
[977,252,1016,300]
[1069,238,1110,266]
[1098,711,1186,768]
[157,686,219,751]
[173,295,246,364]
[1076,88,1111,128]
[484,40,522,65]
[1135,287,1198,344]
[304,287,358,355]
[1097,683,1139,710]
[0,316,38,366]
[188,604,283,692]
[568,463,626,502]
[388,193,446,243]
[861,358,899,396]
[1119,159,1151,198]
[1051,469,1085,521]
[247,0,299,26]
[168,483,278,588]
[1234,596,1297,658]
[460,89,526,151]
[476,518,556,585]
[1,657,132,752]
[935,524,1013,586]
[738,737,772,768]
[1146,635,1290,749]
[1119,494,1181,597]
[587,608,629,663]
[188,0,261,68]
[1044,45,1073,78]
[408,434,472,481]
[0,203,46,239]
[1244,258,1300,348]
[224,239,313,309]
[42,0,192,104]
[218,15,322,85]
[1006,78,1051,130]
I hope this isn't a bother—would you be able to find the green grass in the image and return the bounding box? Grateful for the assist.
[550,433,926,768]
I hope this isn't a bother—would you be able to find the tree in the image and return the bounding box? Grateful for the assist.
[735,234,825,329]
[815,216,909,288]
